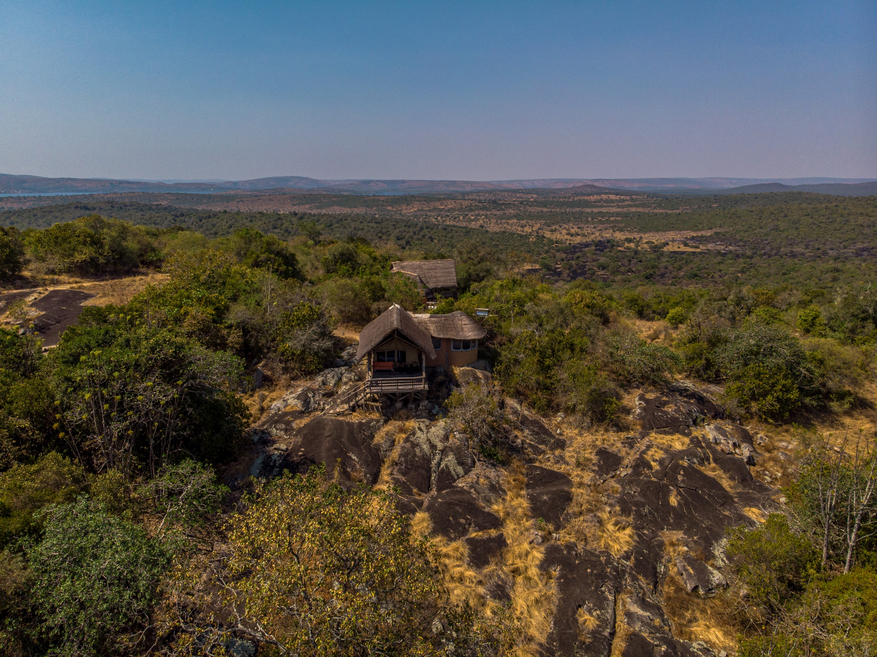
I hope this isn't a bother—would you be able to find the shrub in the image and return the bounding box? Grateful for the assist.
[26,497,167,656]
[725,363,802,421]
[726,514,817,623]
[665,306,688,327]
[557,361,620,425]
[446,382,506,462]
[603,331,680,386]
[797,305,827,337]
[0,453,86,549]
[24,215,160,276]
[51,321,247,475]
[162,469,511,655]
[0,226,25,282]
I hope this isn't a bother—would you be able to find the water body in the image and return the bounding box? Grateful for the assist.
[0,192,99,197]
[0,190,220,197]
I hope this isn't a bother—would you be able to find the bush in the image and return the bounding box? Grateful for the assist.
[726,514,817,622]
[24,215,160,276]
[603,331,679,386]
[51,320,247,475]
[162,469,511,655]
[665,306,688,327]
[725,363,802,421]
[223,228,302,280]
[797,305,827,337]
[26,497,167,656]
[557,361,620,425]
[0,226,25,281]
[446,382,506,462]
[0,453,87,550]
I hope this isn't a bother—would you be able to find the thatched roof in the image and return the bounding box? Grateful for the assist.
[413,311,487,340]
[390,259,458,290]
[356,305,436,361]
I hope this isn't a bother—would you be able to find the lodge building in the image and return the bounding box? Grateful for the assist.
[354,304,486,398]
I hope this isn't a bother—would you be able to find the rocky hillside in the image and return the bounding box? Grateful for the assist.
[236,355,788,657]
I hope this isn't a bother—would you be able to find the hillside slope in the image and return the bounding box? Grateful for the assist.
[240,361,789,656]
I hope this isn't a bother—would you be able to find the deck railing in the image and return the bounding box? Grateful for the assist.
[366,375,427,393]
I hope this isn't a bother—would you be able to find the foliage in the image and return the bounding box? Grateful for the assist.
[23,215,160,275]
[162,468,511,655]
[603,331,679,386]
[797,305,828,337]
[0,226,25,281]
[146,459,227,543]
[725,363,802,421]
[0,453,86,550]
[221,227,302,279]
[51,317,247,475]
[26,496,167,656]
[787,434,877,572]
[272,300,337,375]
[447,383,507,462]
[0,329,54,470]
[726,514,818,623]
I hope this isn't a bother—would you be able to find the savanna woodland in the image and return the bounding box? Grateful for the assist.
[1,188,877,656]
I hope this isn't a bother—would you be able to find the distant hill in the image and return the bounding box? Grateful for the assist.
[1,173,874,196]
[714,181,877,197]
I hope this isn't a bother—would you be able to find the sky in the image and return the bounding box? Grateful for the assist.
[0,1,875,181]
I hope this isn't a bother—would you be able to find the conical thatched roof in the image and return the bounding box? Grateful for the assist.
[355,305,437,361]
[412,311,487,340]
[390,259,457,290]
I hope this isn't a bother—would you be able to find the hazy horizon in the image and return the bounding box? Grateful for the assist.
[2,1,875,181]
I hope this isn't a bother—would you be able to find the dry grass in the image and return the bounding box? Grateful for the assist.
[608,593,632,657]
[596,511,634,557]
[374,420,415,488]
[491,462,558,656]
[241,379,290,421]
[742,506,769,523]
[410,512,499,614]
[576,606,600,633]
[660,570,738,655]
[74,272,169,306]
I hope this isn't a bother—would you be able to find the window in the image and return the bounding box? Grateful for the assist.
[432,337,442,350]
[376,350,407,362]
[451,339,476,351]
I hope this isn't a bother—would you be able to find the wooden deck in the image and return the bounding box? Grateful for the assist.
[366,375,428,393]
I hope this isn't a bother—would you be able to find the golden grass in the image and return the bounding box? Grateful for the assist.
[608,593,632,657]
[660,570,738,655]
[374,420,415,488]
[596,511,634,557]
[411,512,498,613]
[491,462,558,656]
[576,606,599,633]
[696,460,740,496]
[411,510,432,539]
[742,506,768,523]
[241,379,290,421]
[74,272,169,306]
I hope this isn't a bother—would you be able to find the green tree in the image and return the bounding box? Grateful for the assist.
[0,453,86,549]
[26,497,167,656]
[51,318,247,476]
[162,468,511,655]
[0,226,25,282]
[727,514,818,624]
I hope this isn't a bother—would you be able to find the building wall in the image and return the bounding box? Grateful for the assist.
[424,338,478,368]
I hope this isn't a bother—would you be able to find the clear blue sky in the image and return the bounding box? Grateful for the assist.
[1,0,874,180]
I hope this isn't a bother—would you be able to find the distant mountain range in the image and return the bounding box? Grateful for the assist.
[1,173,875,196]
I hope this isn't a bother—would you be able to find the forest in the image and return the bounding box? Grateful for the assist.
[0,191,876,655]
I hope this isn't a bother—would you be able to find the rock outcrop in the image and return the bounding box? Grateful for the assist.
[243,374,779,656]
